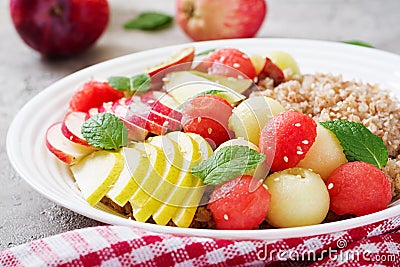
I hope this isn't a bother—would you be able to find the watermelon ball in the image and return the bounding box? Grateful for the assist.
[259,110,317,172]
[208,175,271,230]
[327,161,392,216]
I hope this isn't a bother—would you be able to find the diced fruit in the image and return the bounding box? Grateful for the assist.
[195,48,257,80]
[164,71,246,104]
[69,81,124,112]
[146,47,195,78]
[327,161,392,216]
[172,133,213,227]
[150,132,203,225]
[229,96,285,146]
[182,94,234,148]
[208,175,271,230]
[258,58,285,86]
[264,168,330,228]
[61,111,90,146]
[265,51,301,76]
[106,147,151,206]
[259,110,317,172]
[46,122,95,165]
[71,150,124,206]
[129,143,167,212]
[297,124,348,181]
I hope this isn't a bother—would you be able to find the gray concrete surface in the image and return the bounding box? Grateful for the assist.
[1,0,400,249]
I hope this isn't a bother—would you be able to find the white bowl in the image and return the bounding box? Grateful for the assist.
[7,38,400,240]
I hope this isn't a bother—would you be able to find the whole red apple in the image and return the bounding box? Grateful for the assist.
[10,0,109,57]
[175,0,267,41]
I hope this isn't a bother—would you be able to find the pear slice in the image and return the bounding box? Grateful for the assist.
[151,132,203,226]
[131,135,185,222]
[164,71,245,104]
[106,147,150,207]
[171,133,213,227]
[128,143,167,213]
[71,150,124,206]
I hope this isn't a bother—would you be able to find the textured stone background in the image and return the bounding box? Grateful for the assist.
[1,0,400,249]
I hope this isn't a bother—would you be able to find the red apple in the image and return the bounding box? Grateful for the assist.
[175,0,267,41]
[46,122,95,164]
[61,111,90,146]
[10,0,109,57]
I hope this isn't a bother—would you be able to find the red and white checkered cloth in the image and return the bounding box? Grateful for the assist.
[1,216,399,266]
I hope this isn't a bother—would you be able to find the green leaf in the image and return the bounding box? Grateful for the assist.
[124,12,173,31]
[191,146,266,185]
[320,120,388,168]
[108,76,131,91]
[131,73,151,91]
[81,113,128,150]
[342,40,374,48]
[195,49,216,57]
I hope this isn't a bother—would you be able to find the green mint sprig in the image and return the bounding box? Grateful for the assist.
[108,74,151,94]
[320,120,388,168]
[81,113,128,151]
[124,12,173,31]
[191,145,266,185]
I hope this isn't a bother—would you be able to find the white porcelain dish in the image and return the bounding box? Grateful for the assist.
[7,38,400,240]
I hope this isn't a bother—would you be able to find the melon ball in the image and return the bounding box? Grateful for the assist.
[297,124,348,181]
[228,96,284,145]
[264,168,330,227]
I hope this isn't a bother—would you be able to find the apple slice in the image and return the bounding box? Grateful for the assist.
[71,150,124,206]
[172,132,213,227]
[61,111,90,146]
[140,90,182,121]
[46,122,95,165]
[131,136,185,223]
[150,132,203,226]
[106,147,151,206]
[258,57,285,86]
[146,47,195,78]
[164,71,245,104]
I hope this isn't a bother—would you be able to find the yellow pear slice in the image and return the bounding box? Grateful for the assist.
[71,150,124,206]
[151,132,204,226]
[131,135,184,222]
[164,71,245,104]
[106,147,150,207]
[128,143,167,212]
[172,133,213,227]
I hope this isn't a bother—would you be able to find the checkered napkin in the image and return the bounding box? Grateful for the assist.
[1,216,399,267]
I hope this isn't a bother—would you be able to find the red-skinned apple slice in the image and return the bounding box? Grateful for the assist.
[258,57,285,86]
[147,47,195,78]
[140,91,182,121]
[46,122,95,165]
[61,111,90,146]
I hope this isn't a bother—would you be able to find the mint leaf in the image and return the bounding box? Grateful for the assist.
[191,146,266,185]
[320,120,388,168]
[131,74,151,91]
[81,113,128,150]
[195,49,216,57]
[342,40,374,48]
[108,76,131,91]
[124,12,173,31]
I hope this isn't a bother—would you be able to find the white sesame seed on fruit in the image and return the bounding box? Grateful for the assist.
[296,151,304,155]
[328,183,334,190]
[208,128,213,134]
[302,140,309,145]
[283,156,289,162]
[233,63,241,68]
[223,214,229,220]
[294,122,302,127]
[197,117,202,123]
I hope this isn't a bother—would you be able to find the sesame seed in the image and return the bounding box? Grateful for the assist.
[296,151,304,155]
[302,140,309,145]
[223,214,229,220]
[219,56,226,62]
[208,128,213,134]
[197,117,202,123]
[233,63,241,68]
[328,183,334,190]
[147,99,155,104]
[283,156,289,162]
[69,136,73,140]
[162,121,169,127]
[294,122,302,127]
[242,54,249,59]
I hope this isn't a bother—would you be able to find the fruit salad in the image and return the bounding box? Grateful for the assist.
[46,46,394,230]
